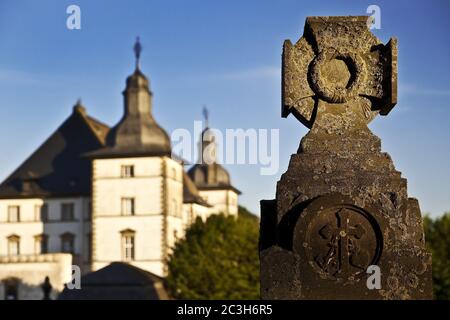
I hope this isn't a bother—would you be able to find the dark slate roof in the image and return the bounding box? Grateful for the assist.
[187,163,241,194]
[86,68,171,159]
[183,172,211,207]
[58,262,169,300]
[0,104,109,199]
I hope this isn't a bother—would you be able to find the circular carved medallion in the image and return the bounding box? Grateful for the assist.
[293,201,382,281]
[310,49,366,103]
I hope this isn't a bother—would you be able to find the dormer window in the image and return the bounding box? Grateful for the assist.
[121,165,134,178]
[21,174,39,193]
[22,180,32,192]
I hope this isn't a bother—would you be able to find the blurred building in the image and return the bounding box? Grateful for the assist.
[58,262,169,300]
[0,43,240,299]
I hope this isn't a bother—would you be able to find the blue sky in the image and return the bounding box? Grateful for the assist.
[0,0,449,217]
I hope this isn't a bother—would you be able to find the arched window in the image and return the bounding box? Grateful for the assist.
[7,235,20,256]
[34,234,48,254]
[120,229,135,261]
[60,232,75,254]
[3,278,20,300]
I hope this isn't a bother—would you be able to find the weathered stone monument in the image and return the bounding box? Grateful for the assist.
[260,16,433,300]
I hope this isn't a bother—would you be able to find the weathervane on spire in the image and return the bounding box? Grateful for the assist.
[134,36,142,69]
[202,105,209,129]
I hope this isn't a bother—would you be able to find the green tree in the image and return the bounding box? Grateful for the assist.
[423,212,450,300]
[166,208,260,299]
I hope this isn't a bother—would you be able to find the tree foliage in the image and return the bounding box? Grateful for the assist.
[423,212,450,300]
[166,207,260,299]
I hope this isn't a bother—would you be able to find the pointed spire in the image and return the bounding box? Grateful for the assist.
[199,107,217,165]
[73,98,86,115]
[202,105,209,129]
[134,36,142,70]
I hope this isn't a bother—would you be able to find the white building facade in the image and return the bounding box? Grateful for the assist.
[0,47,240,299]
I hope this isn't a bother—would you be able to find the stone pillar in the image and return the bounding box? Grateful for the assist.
[259,16,432,300]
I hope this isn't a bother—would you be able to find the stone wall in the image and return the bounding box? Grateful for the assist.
[0,253,72,300]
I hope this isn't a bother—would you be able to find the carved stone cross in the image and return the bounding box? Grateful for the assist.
[317,208,368,277]
[282,16,397,131]
[260,16,432,300]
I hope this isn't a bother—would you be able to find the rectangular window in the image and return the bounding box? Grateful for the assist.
[61,203,74,221]
[35,204,48,222]
[121,198,135,216]
[7,206,20,223]
[122,234,135,261]
[121,165,134,178]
